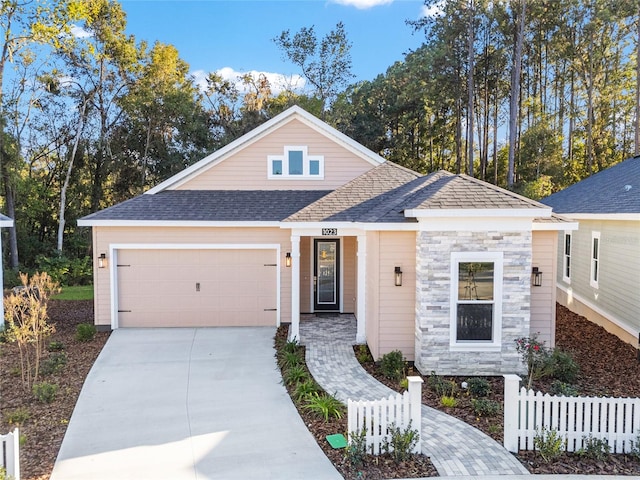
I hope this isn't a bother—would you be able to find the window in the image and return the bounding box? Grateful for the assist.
[590,231,600,288]
[268,146,324,179]
[563,232,572,283]
[450,252,503,349]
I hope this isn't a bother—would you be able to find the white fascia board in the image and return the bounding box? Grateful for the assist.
[561,213,640,221]
[404,208,552,219]
[533,221,579,231]
[146,106,385,194]
[282,222,419,235]
[417,217,533,232]
[110,243,280,250]
[77,219,281,228]
[0,220,13,227]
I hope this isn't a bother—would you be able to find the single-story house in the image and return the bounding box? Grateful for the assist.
[78,106,574,375]
[542,156,640,347]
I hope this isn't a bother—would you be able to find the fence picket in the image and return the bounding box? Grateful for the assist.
[1,428,20,480]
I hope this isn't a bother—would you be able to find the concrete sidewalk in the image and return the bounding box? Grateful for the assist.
[51,327,341,480]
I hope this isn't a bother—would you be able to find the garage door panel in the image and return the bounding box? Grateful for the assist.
[118,249,277,328]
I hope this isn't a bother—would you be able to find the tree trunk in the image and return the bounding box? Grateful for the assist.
[508,0,526,187]
[466,0,475,177]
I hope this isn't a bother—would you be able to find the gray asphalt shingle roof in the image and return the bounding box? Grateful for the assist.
[80,190,331,222]
[541,156,640,214]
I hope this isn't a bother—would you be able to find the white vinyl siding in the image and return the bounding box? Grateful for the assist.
[590,231,600,288]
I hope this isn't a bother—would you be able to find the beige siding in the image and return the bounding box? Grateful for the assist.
[377,232,416,361]
[175,119,375,191]
[531,231,557,346]
[300,237,312,313]
[93,226,291,328]
[556,219,640,344]
[365,232,381,359]
[343,237,356,313]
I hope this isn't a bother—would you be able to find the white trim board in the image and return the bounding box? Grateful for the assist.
[108,243,281,329]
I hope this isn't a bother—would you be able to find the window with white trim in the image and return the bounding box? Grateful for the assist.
[563,232,572,283]
[267,146,324,179]
[590,231,600,288]
[450,252,503,349]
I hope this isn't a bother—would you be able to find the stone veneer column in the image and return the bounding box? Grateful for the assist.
[415,230,531,376]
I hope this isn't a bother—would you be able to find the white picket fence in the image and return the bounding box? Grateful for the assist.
[503,374,640,454]
[1,428,20,480]
[347,376,423,455]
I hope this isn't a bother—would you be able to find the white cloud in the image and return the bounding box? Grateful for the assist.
[192,68,306,96]
[70,24,92,39]
[420,0,446,18]
[331,0,393,8]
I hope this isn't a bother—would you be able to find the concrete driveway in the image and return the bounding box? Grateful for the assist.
[50,328,342,480]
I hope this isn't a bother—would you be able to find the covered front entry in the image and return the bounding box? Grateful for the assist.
[115,248,278,328]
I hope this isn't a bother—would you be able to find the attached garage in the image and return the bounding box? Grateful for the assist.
[114,247,278,328]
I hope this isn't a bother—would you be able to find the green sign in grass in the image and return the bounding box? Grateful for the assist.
[326,433,347,449]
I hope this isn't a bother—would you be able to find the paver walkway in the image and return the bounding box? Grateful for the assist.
[299,314,530,477]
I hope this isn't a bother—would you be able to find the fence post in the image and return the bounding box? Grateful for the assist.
[407,376,424,454]
[503,374,521,453]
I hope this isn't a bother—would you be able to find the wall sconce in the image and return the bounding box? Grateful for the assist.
[394,266,403,286]
[531,267,543,287]
[98,253,107,269]
[285,252,291,267]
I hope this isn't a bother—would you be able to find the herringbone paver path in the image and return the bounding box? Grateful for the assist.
[298,314,529,477]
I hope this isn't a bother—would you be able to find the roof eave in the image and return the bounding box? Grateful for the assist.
[404,208,553,219]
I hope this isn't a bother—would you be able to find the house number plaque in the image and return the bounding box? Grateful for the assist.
[322,228,337,236]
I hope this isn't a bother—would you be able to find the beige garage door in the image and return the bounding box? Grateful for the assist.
[117,249,278,327]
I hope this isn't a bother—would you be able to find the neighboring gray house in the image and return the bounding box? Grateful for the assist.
[542,156,640,347]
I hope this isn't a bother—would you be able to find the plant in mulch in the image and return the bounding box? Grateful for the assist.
[282,364,309,386]
[304,392,344,422]
[515,334,550,389]
[466,377,491,397]
[4,407,30,427]
[379,350,405,381]
[533,427,566,463]
[470,398,500,417]
[578,435,611,461]
[75,323,97,342]
[345,427,368,467]
[32,381,58,403]
[383,421,420,463]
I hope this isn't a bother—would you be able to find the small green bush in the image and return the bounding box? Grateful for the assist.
[383,421,420,463]
[630,433,640,460]
[440,396,457,408]
[304,392,344,422]
[282,365,308,386]
[278,349,304,370]
[534,427,565,463]
[282,339,300,354]
[578,435,610,461]
[355,344,372,363]
[550,381,579,397]
[48,340,65,352]
[466,377,491,397]
[379,350,404,381]
[346,427,368,467]
[75,323,96,342]
[549,349,579,383]
[471,398,501,417]
[33,381,58,403]
[294,379,320,402]
[427,372,448,397]
[41,352,68,375]
[5,407,30,426]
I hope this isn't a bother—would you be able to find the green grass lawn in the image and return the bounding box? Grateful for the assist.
[52,285,94,301]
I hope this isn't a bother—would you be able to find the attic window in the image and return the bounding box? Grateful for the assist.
[268,146,324,180]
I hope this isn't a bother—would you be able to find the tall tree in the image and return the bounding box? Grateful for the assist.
[507,0,526,187]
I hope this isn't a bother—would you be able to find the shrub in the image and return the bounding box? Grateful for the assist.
[48,340,65,352]
[379,350,404,381]
[427,372,448,396]
[549,349,579,383]
[383,421,420,463]
[5,407,30,426]
[33,381,58,403]
[282,339,300,354]
[35,254,93,286]
[550,380,579,397]
[304,392,344,422]
[466,377,491,397]
[41,352,68,376]
[631,433,640,461]
[346,427,368,467]
[294,379,320,402]
[282,365,308,386]
[578,435,610,461]
[75,323,96,342]
[534,427,565,463]
[440,396,457,408]
[515,334,550,389]
[355,344,372,363]
[470,398,501,417]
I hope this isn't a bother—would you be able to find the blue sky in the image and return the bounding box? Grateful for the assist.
[120,0,429,92]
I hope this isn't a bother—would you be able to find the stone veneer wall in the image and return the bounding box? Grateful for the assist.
[415,230,531,376]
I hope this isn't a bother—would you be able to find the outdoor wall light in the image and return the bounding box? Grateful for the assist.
[285,252,292,267]
[394,266,403,286]
[531,267,543,287]
[98,253,107,269]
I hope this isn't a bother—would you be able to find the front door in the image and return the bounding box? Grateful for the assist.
[314,239,340,311]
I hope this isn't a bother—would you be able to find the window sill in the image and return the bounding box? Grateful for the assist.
[449,343,502,353]
[267,175,324,180]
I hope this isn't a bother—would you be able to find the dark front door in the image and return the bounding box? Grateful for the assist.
[314,239,340,311]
